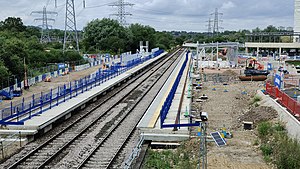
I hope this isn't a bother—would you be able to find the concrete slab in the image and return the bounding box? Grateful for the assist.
[143,133,189,142]
[138,52,186,128]
[138,52,193,142]
[0,130,37,136]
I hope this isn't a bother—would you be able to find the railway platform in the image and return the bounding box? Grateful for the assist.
[137,52,192,142]
[1,52,168,136]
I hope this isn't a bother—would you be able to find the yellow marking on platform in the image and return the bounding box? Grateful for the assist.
[147,53,190,128]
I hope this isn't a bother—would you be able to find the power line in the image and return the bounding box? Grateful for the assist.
[132,7,208,18]
[85,2,114,9]
[211,8,223,36]
[109,0,134,26]
[31,6,58,43]
[63,0,81,52]
[130,15,206,25]
[206,18,213,36]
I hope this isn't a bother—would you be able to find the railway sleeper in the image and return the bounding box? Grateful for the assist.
[20,164,40,169]
[83,163,107,168]
[17,166,36,169]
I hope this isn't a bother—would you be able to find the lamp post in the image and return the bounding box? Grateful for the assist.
[12,75,17,87]
[7,76,10,87]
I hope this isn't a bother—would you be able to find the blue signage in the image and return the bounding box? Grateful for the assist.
[58,63,65,69]
[267,63,272,71]
[274,74,282,89]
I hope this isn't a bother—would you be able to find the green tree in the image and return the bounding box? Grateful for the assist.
[0,38,26,79]
[155,32,175,50]
[83,18,130,54]
[264,25,278,32]
[0,60,10,88]
[128,23,156,51]
[0,17,26,32]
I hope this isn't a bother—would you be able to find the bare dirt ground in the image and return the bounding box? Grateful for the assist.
[0,65,102,109]
[191,68,278,169]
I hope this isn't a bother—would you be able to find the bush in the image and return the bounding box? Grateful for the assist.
[143,143,198,169]
[257,121,300,168]
[260,144,273,156]
[258,121,272,140]
[273,123,285,132]
[251,95,262,105]
[273,135,300,169]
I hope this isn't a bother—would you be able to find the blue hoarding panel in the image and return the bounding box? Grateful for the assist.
[267,63,272,70]
[58,63,65,69]
[274,74,281,89]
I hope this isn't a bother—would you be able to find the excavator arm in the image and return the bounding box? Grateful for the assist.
[249,59,264,70]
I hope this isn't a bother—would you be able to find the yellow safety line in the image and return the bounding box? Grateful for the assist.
[147,53,187,128]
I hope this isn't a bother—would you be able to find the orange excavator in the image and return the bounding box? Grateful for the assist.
[239,58,269,81]
[248,58,264,70]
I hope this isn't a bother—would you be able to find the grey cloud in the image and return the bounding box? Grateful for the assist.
[0,0,294,31]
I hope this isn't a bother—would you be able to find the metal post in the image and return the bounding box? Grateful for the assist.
[90,76,93,89]
[57,87,59,106]
[32,94,35,107]
[198,122,202,169]
[69,82,72,99]
[40,92,43,113]
[82,79,84,93]
[22,97,24,112]
[75,80,78,96]
[216,42,219,69]
[85,77,87,91]
[64,84,66,102]
[10,102,12,116]
[29,102,32,119]
[94,74,97,87]
[16,107,19,122]
[19,131,22,147]
[0,141,4,159]
[50,89,52,109]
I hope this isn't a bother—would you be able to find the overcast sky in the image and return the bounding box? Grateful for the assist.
[0,0,294,32]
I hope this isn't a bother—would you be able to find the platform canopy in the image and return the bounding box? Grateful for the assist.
[183,42,244,48]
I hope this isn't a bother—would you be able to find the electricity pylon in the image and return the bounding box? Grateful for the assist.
[32,7,57,43]
[63,0,80,52]
[211,8,223,36]
[109,0,134,26]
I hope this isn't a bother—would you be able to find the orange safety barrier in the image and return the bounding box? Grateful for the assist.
[265,82,300,117]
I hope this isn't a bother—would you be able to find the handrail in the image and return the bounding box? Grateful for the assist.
[0,50,164,125]
[160,51,189,128]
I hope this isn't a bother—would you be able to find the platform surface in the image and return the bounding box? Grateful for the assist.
[137,52,192,141]
[6,52,167,131]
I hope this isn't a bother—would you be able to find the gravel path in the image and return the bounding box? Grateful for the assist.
[191,70,274,169]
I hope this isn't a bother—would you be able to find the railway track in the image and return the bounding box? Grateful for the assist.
[6,48,186,169]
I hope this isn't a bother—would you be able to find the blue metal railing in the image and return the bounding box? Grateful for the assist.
[160,51,200,128]
[0,50,164,125]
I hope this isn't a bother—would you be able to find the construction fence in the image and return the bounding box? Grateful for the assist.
[265,82,300,116]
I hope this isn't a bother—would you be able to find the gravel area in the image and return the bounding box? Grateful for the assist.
[0,65,102,109]
[190,69,278,169]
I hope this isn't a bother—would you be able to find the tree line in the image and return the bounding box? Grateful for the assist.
[0,16,287,88]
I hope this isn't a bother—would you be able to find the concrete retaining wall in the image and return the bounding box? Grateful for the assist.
[258,90,300,141]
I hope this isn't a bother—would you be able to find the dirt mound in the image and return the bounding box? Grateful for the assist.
[239,106,278,127]
[222,69,238,76]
